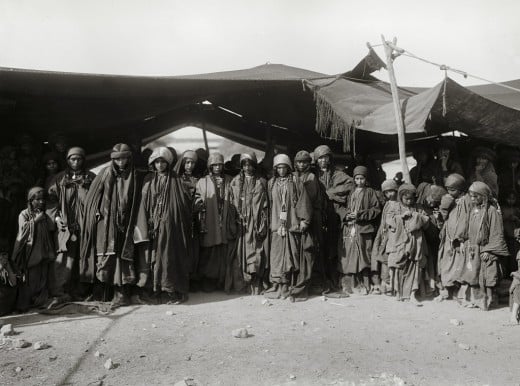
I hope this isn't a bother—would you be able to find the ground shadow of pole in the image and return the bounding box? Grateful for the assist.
[56,305,141,386]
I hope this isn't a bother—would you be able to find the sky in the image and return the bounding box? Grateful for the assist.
[1,0,520,87]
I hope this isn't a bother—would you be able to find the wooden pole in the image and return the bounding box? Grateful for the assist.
[201,111,210,154]
[381,35,411,184]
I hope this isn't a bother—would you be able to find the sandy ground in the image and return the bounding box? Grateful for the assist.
[1,292,519,386]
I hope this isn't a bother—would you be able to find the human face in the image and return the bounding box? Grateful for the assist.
[401,193,415,207]
[469,191,484,205]
[317,155,330,170]
[277,165,289,177]
[31,194,45,211]
[384,190,397,201]
[295,160,310,173]
[113,156,130,170]
[68,155,84,171]
[154,158,169,173]
[211,163,223,175]
[354,175,366,187]
[46,160,59,174]
[476,156,489,169]
[242,160,255,176]
[506,194,517,207]
[438,148,450,159]
[447,187,462,199]
[184,159,195,174]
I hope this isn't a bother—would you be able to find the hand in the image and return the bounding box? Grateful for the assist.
[56,216,67,231]
[95,212,103,222]
[299,221,309,232]
[34,212,45,222]
[401,211,412,219]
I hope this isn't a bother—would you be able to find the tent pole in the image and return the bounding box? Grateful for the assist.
[202,117,210,154]
[381,35,411,184]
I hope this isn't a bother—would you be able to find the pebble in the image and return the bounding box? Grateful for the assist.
[1,324,15,336]
[15,366,22,373]
[261,299,271,306]
[300,321,307,326]
[104,358,115,370]
[289,374,296,380]
[458,343,471,351]
[231,328,249,338]
[450,319,463,326]
[152,324,157,328]
[13,339,30,349]
[33,341,49,350]
[166,310,175,316]
[94,350,103,358]
[49,355,58,361]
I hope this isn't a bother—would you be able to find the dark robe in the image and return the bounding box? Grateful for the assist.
[11,208,56,311]
[80,164,145,286]
[134,170,192,294]
[230,173,268,285]
[337,187,380,274]
[268,175,313,294]
[385,201,429,299]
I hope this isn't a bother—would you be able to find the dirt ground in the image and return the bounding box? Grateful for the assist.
[1,292,519,386]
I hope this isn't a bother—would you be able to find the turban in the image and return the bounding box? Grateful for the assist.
[398,183,417,198]
[381,179,398,192]
[27,186,45,201]
[182,150,198,162]
[67,147,86,159]
[110,143,132,159]
[148,147,174,166]
[353,166,368,178]
[445,173,466,191]
[207,152,224,167]
[273,154,292,170]
[314,145,332,159]
[469,181,492,198]
[294,150,312,162]
[240,152,258,165]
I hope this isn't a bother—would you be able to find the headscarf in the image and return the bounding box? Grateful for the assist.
[110,143,132,159]
[398,183,416,200]
[294,150,312,162]
[148,147,174,166]
[273,154,292,170]
[445,173,466,191]
[240,152,258,166]
[469,181,492,198]
[314,145,332,159]
[67,147,86,159]
[381,179,398,192]
[353,165,368,178]
[207,152,224,167]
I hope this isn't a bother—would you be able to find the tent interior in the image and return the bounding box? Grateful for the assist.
[1,52,520,169]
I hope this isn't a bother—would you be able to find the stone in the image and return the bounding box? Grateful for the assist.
[231,328,249,338]
[104,358,115,370]
[152,324,157,328]
[15,366,22,373]
[450,319,463,326]
[1,324,15,336]
[300,321,306,326]
[33,341,49,350]
[458,343,471,351]
[166,310,175,316]
[94,350,102,358]
[289,374,296,380]
[13,339,30,349]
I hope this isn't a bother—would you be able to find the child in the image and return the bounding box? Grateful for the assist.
[463,181,509,310]
[337,166,380,295]
[385,183,429,304]
[510,270,520,324]
[11,187,56,312]
[371,179,398,295]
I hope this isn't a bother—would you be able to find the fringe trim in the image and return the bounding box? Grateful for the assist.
[313,91,353,152]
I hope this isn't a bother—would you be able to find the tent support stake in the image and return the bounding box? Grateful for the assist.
[381,35,411,184]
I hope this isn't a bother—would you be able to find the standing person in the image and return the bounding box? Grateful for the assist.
[195,152,237,292]
[134,147,192,304]
[431,138,464,186]
[49,147,95,301]
[371,179,398,295]
[337,166,380,295]
[294,150,324,294]
[265,154,312,300]
[385,184,430,304]
[11,187,56,312]
[498,148,520,200]
[469,146,498,198]
[314,145,353,292]
[230,152,268,294]
[437,173,471,302]
[38,152,62,191]
[174,150,201,289]
[80,144,145,307]
[501,191,520,276]
[463,181,509,310]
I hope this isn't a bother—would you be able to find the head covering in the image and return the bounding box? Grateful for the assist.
[429,185,448,203]
[27,186,45,201]
[295,150,312,162]
[398,183,417,198]
[381,179,398,192]
[445,173,466,191]
[148,147,174,166]
[436,137,457,152]
[353,165,368,177]
[110,143,132,159]
[182,150,198,162]
[469,181,492,198]
[196,148,209,161]
[240,152,258,165]
[314,145,332,159]
[273,154,292,170]
[42,152,60,164]
[67,147,86,159]
[473,146,496,163]
[207,152,224,167]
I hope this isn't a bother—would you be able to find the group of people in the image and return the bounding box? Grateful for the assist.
[0,135,519,324]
